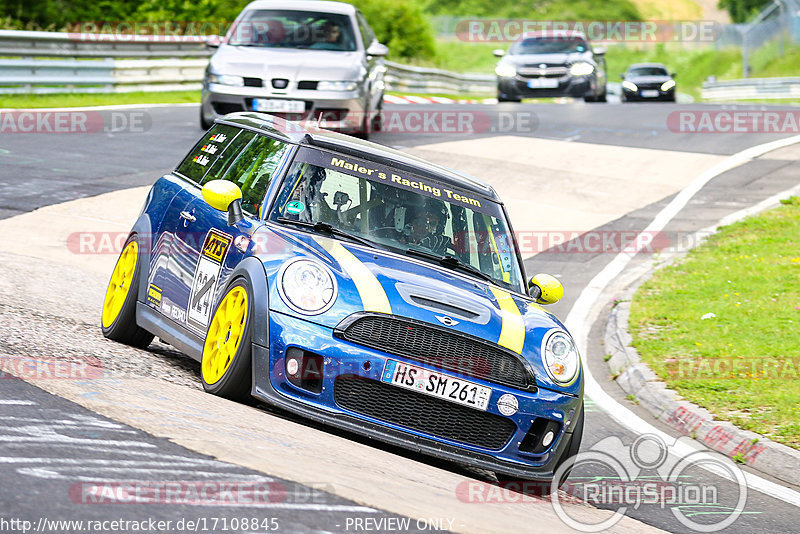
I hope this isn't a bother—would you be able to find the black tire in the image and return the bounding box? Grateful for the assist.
[597,90,607,103]
[495,401,584,497]
[200,278,253,402]
[583,94,596,103]
[200,106,214,130]
[101,236,154,349]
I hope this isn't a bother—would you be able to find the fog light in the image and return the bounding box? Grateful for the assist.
[286,357,300,377]
[542,431,554,447]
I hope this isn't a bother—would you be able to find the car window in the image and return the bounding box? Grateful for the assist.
[511,37,588,55]
[175,124,241,184]
[201,130,257,184]
[628,67,668,76]
[355,11,375,48]
[215,135,289,216]
[229,9,357,52]
[269,148,524,292]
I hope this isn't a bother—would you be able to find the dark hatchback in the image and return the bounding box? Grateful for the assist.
[620,63,676,102]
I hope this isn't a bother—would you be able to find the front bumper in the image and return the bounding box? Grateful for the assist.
[622,87,675,101]
[252,311,583,480]
[201,83,366,131]
[497,75,595,99]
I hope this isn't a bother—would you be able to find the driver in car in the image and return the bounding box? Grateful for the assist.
[405,205,451,255]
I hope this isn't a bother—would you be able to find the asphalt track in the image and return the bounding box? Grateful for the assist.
[1,101,800,533]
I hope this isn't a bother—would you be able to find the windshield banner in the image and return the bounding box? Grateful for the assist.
[294,148,498,216]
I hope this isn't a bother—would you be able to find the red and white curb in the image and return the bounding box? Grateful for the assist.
[383,95,497,105]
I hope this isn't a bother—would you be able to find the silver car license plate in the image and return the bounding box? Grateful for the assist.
[527,78,559,89]
[252,99,305,113]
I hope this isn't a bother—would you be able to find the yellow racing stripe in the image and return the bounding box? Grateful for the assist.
[489,287,525,354]
[314,237,392,314]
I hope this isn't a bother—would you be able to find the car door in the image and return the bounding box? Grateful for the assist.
[164,131,292,337]
[355,10,385,113]
[147,123,246,318]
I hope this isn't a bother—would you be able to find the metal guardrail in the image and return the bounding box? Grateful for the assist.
[0,29,496,95]
[702,77,800,100]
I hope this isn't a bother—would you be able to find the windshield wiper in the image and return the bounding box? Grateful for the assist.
[405,248,492,281]
[275,217,381,250]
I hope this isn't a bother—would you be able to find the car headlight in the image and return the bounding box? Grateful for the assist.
[208,74,244,86]
[495,64,517,77]
[569,62,594,76]
[622,80,638,92]
[661,79,676,91]
[278,259,337,315]
[542,330,580,385]
[317,81,358,92]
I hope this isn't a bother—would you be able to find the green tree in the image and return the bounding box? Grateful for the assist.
[348,0,436,59]
[717,0,768,23]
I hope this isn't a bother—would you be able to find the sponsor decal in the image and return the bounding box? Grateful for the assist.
[170,306,187,323]
[187,229,233,331]
[200,144,219,154]
[146,284,162,307]
[209,133,227,143]
[192,154,210,166]
[497,393,519,416]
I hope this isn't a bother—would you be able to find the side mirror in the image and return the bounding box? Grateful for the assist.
[202,180,244,225]
[493,49,505,58]
[528,273,563,305]
[619,73,625,80]
[593,46,606,55]
[205,35,221,49]
[670,72,677,78]
[366,42,388,57]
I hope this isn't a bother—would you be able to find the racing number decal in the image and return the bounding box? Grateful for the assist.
[187,230,233,331]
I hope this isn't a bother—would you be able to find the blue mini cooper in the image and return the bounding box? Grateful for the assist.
[101,113,584,489]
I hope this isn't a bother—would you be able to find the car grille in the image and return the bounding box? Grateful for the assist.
[334,375,517,450]
[517,65,568,78]
[297,80,319,90]
[336,315,534,390]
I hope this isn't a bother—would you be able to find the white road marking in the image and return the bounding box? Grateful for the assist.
[565,133,800,507]
[0,400,35,405]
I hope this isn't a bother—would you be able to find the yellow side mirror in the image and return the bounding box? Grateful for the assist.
[202,180,242,211]
[528,273,563,305]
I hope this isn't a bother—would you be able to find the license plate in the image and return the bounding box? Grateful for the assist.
[641,90,660,98]
[252,99,305,113]
[527,78,559,89]
[381,360,492,411]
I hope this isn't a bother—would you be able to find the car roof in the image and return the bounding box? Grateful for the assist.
[627,63,668,70]
[242,0,356,15]
[518,31,587,40]
[216,112,500,200]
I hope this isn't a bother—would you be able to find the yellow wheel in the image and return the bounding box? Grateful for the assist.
[101,236,154,348]
[201,280,252,400]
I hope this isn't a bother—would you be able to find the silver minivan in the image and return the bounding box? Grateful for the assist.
[201,0,387,137]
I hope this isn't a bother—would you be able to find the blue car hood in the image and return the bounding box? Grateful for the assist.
[255,224,581,394]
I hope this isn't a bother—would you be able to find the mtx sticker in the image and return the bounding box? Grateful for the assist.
[187,229,232,330]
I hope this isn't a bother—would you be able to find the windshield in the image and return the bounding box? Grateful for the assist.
[628,66,668,76]
[510,37,588,55]
[269,148,524,292]
[228,10,357,51]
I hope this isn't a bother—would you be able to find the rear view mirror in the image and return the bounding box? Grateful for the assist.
[367,42,388,57]
[528,273,563,305]
[205,35,221,49]
[493,49,505,58]
[202,180,244,225]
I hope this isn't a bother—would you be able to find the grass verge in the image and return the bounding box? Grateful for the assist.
[629,196,800,449]
[0,90,200,109]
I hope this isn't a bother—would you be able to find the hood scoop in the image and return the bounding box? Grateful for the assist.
[396,283,491,325]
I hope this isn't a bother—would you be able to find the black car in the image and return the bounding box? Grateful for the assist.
[494,31,606,103]
[620,63,676,102]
